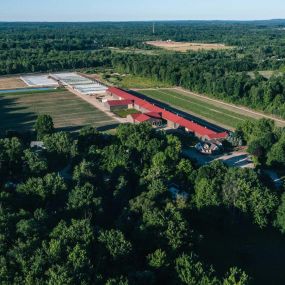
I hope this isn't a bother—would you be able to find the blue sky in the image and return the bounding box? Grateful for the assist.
[1,0,285,22]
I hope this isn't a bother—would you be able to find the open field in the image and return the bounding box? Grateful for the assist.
[173,88,285,127]
[136,88,285,129]
[0,89,118,134]
[0,76,27,90]
[146,41,231,52]
[86,71,171,89]
[248,70,284,79]
[136,88,255,129]
[109,47,160,56]
[118,74,171,89]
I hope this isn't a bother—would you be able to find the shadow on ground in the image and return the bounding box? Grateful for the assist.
[192,207,285,285]
[56,126,86,133]
[97,123,120,132]
[0,96,37,135]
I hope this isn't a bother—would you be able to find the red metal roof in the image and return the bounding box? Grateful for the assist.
[206,132,228,140]
[108,87,134,100]
[145,112,162,119]
[106,99,133,107]
[107,87,227,138]
[131,113,151,122]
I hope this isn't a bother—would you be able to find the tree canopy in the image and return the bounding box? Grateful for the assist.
[1,117,284,283]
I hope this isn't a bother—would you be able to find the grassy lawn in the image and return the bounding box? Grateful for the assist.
[119,74,171,89]
[92,69,171,89]
[0,89,118,134]
[138,89,255,129]
[113,108,140,118]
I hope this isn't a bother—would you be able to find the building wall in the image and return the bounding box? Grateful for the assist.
[107,92,120,100]
[185,128,195,136]
[104,103,111,111]
[127,115,135,123]
[151,118,163,127]
[134,104,149,113]
[167,120,179,129]
[110,105,129,111]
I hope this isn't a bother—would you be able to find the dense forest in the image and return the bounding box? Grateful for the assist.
[112,52,285,117]
[1,21,285,117]
[0,115,285,284]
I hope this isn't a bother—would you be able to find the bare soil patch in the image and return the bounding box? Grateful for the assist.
[0,77,27,90]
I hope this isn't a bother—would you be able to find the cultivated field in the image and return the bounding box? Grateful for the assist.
[137,88,255,129]
[0,76,27,90]
[0,89,118,134]
[146,41,231,52]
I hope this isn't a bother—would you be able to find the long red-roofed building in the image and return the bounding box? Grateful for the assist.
[107,87,228,140]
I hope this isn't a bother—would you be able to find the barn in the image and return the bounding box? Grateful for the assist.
[107,87,228,140]
[104,99,134,111]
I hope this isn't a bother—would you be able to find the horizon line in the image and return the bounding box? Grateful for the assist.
[0,18,285,23]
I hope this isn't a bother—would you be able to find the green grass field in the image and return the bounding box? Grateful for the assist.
[118,74,171,89]
[0,89,118,134]
[112,108,140,118]
[138,89,255,129]
[92,69,171,89]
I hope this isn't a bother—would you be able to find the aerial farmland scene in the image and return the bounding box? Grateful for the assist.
[1,1,285,284]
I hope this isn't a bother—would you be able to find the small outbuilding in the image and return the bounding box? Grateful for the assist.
[195,141,223,155]
[104,99,134,111]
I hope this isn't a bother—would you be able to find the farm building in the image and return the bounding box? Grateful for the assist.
[21,75,58,87]
[104,99,134,111]
[51,73,108,95]
[108,87,228,140]
[195,141,223,155]
[127,113,163,127]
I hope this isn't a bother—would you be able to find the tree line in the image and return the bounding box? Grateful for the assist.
[112,52,285,118]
